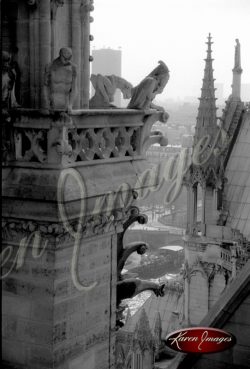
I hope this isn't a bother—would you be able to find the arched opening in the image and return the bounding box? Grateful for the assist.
[192,183,203,232]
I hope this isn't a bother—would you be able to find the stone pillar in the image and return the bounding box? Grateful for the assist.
[192,186,197,229]
[80,0,94,108]
[16,3,30,106]
[39,0,51,109]
[184,275,190,325]
[2,219,118,369]
[2,164,123,369]
[201,186,206,224]
[189,270,209,325]
[28,5,40,108]
[72,0,82,108]
[187,185,196,233]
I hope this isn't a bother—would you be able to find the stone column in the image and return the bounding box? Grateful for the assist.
[184,276,190,325]
[16,3,30,107]
[192,186,197,229]
[39,0,51,108]
[186,185,195,233]
[80,0,94,108]
[72,0,82,108]
[28,4,40,108]
[201,186,206,224]
[2,162,123,369]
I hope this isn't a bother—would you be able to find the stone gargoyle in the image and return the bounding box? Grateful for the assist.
[89,74,133,108]
[117,278,165,306]
[116,206,165,327]
[127,60,170,122]
[44,47,77,113]
[117,241,149,280]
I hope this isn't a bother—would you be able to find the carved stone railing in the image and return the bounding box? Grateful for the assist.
[3,108,167,166]
[220,248,232,271]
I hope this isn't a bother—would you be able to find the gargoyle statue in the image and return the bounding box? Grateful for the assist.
[117,278,165,306]
[127,60,169,122]
[117,241,149,280]
[90,74,133,108]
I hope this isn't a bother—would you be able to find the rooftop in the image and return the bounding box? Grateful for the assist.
[224,110,250,239]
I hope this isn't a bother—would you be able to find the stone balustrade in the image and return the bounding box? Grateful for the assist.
[220,248,232,271]
[3,108,167,166]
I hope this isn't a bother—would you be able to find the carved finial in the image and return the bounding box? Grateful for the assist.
[206,33,213,59]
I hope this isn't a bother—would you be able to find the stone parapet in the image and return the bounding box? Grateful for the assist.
[3,108,166,166]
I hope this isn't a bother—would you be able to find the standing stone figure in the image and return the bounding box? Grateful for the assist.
[2,51,19,161]
[44,47,77,112]
[234,39,241,71]
[2,51,19,111]
[128,60,170,122]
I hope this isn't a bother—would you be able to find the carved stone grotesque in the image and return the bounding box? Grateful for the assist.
[117,241,149,280]
[117,279,165,306]
[90,74,133,108]
[81,0,94,22]
[44,47,77,113]
[127,60,170,122]
[116,206,165,328]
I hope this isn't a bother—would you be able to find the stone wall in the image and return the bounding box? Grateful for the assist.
[2,228,117,369]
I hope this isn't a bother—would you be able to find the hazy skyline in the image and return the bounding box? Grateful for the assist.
[91,0,250,101]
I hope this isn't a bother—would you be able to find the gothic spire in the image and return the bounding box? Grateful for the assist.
[194,33,218,144]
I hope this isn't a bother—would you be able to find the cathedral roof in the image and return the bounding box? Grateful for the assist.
[223,109,250,239]
[167,259,250,369]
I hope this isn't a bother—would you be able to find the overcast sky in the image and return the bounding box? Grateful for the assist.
[91,0,250,101]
